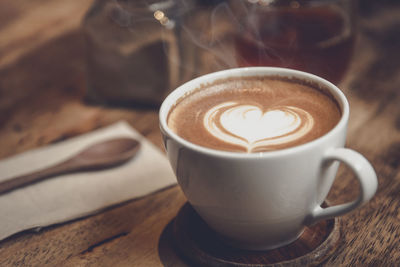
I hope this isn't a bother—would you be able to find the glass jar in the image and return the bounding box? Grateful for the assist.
[230,0,357,84]
[83,0,194,106]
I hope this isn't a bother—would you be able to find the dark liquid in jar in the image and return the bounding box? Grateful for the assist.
[235,7,355,84]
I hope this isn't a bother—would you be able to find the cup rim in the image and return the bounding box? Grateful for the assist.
[159,67,349,159]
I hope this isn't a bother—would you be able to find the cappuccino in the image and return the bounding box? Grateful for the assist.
[167,76,341,153]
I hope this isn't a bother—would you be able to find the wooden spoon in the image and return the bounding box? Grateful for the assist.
[0,138,141,194]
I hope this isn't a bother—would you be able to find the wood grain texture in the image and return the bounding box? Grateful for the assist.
[0,0,93,68]
[0,0,399,266]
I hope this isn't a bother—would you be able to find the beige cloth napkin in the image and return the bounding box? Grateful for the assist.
[0,121,177,241]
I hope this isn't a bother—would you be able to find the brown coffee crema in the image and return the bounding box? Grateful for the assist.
[167,76,341,153]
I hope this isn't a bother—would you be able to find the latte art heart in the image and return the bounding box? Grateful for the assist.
[203,102,314,152]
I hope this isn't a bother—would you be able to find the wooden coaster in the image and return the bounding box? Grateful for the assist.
[172,203,341,267]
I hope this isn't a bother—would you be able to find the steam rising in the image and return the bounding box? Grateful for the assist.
[107,0,251,80]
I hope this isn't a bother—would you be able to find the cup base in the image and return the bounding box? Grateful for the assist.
[216,229,305,251]
[172,202,340,266]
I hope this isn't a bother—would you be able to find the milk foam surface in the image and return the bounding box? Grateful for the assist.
[167,76,341,153]
[204,102,314,152]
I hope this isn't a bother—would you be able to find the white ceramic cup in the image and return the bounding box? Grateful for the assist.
[159,67,378,250]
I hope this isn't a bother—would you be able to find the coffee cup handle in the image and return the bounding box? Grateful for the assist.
[307,148,378,225]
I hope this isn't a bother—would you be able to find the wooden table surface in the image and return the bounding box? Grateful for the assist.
[0,0,399,266]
